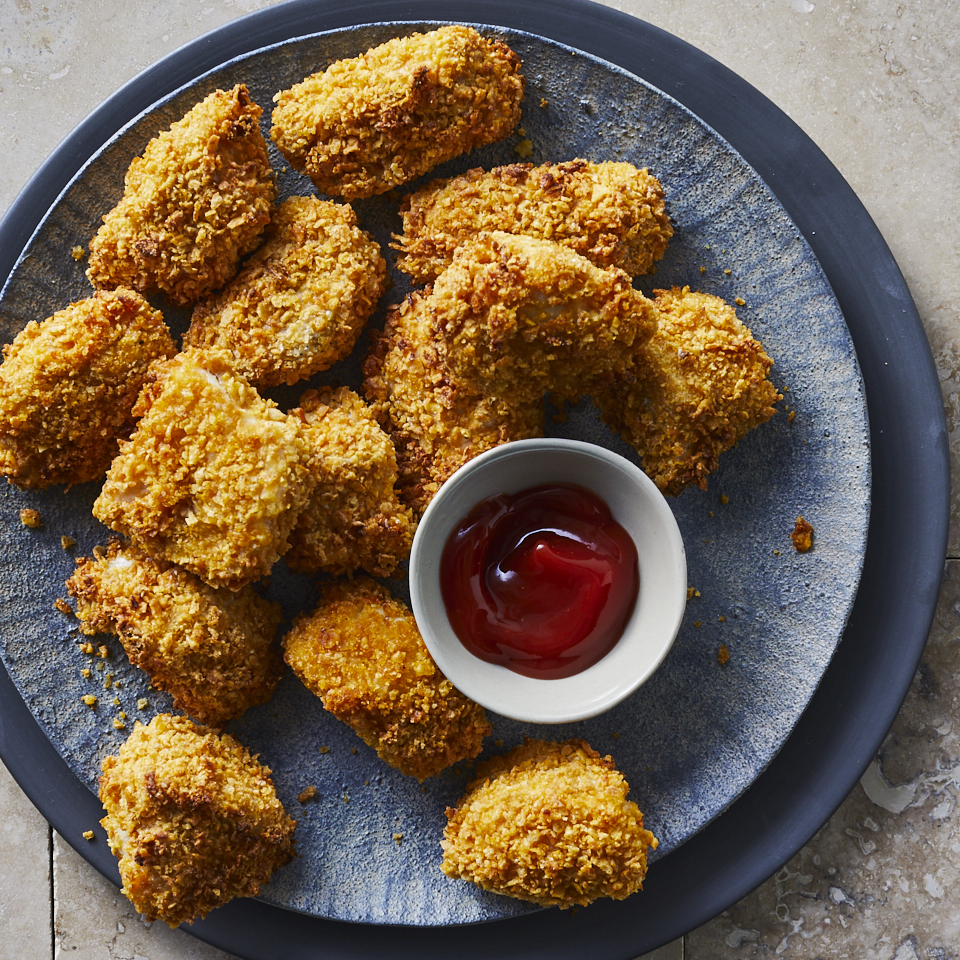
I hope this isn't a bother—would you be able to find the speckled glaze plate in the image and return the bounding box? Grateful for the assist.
[0,5,877,940]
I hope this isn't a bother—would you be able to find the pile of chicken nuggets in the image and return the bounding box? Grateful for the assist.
[0,24,782,927]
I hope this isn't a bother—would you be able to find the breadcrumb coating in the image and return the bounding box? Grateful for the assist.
[394,159,672,282]
[286,387,415,577]
[283,578,490,780]
[404,232,658,404]
[363,232,657,512]
[595,286,781,495]
[99,714,295,927]
[88,85,276,305]
[93,348,314,590]
[363,288,544,514]
[0,289,175,489]
[441,738,657,908]
[67,539,283,727]
[184,196,386,386]
[270,26,524,200]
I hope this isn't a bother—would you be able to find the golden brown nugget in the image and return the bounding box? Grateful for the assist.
[93,349,313,591]
[67,539,283,727]
[595,286,781,495]
[283,578,490,780]
[0,289,175,489]
[394,159,672,282]
[185,197,387,387]
[442,738,657,908]
[286,387,415,577]
[364,288,544,514]
[99,714,295,927]
[271,26,524,200]
[88,85,275,305]
[402,232,658,404]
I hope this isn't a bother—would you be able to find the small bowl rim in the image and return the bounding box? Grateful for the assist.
[409,438,687,723]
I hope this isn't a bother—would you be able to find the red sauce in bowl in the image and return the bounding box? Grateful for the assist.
[439,483,639,679]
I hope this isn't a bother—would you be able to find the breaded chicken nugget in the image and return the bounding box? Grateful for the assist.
[441,738,657,908]
[283,578,490,780]
[0,289,175,489]
[363,289,544,514]
[99,714,296,927]
[286,387,415,577]
[394,159,672,282]
[88,85,275,306]
[595,286,781,495]
[363,232,656,512]
[270,26,524,200]
[405,232,658,404]
[67,539,283,727]
[184,197,387,387]
[93,348,313,590]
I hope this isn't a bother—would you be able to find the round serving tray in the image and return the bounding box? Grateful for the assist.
[0,0,947,957]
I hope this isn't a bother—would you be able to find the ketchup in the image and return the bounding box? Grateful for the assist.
[439,483,638,679]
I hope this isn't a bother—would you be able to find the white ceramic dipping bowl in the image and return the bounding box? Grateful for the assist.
[408,438,687,724]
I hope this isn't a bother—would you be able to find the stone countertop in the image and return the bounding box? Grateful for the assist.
[1,2,957,958]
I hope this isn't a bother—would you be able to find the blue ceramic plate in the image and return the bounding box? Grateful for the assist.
[0,22,868,926]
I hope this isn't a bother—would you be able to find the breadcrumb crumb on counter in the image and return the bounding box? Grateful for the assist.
[0,289,176,489]
[185,196,386,387]
[99,714,296,928]
[92,349,314,590]
[441,738,656,908]
[19,508,41,528]
[792,516,814,552]
[88,85,276,306]
[270,26,524,200]
[67,539,283,727]
[283,577,490,780]
[298,785,318,803]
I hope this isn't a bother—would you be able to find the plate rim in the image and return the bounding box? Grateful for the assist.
[0,0,947,956]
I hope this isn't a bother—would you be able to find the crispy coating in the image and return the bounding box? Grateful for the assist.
[270,26,524,200]
[364,287,544,514]
[93,348,314,590]
[283,578,490,780]
[88,85,276,306]
[67,539,283,727]
[595,286,780,495]
[363,232,657,511]
[184,197,387,387]
[394,159,673,282]
[441,738,657,908]
[0,289,175,489]
[399,232,658,404]
[286,387,415,577]
[99,714,295,927]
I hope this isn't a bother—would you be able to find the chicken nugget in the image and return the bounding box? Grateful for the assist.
[93,348,313,590]
[270,26,524,200]
[409,232,658,404]
[285,387,415,577]
[283,578,490,780]
[394,159,672,282]
[595,286,781,495]
[184,197,386,387]
[363,287,544,515]
[441,738,657,908]
[67,539,283,727]
[99,713,296,927]
[0,288,175,489]
[88,85,275,305]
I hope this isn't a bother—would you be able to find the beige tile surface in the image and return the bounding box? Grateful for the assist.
[1,1,957,958]
[0,760,51,959]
